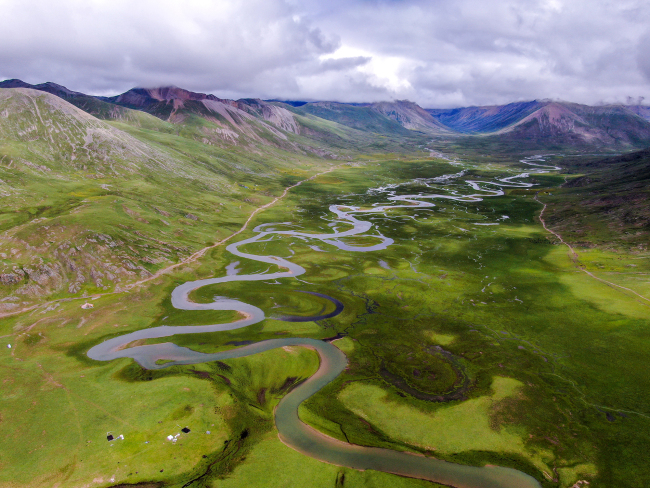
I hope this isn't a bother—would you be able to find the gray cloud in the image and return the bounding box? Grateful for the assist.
[0,0,649,107]
[637,33,650,82]
[0,0,339,95]
[317,56,372,73]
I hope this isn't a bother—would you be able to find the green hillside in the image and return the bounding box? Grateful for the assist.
[289,102,414,135]
[0,88,347,311]
[541,148,650,249]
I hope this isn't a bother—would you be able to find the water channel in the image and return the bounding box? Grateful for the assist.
[88,158,559,488]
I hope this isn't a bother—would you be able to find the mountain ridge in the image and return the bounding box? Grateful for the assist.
[3,78,650,150]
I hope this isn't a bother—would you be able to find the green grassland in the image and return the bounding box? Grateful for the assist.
[336,377,561,474]
[1,96,650,488]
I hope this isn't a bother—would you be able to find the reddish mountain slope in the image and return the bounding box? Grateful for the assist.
[498,102,650,147]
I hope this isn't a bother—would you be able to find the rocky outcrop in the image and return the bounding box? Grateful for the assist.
[238,100,299,134]
[496,102,650,147]
[0,273,22,285]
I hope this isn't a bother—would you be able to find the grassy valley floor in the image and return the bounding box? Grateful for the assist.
[1,155,649,488]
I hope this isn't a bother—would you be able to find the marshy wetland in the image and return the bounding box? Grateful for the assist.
[2,156,650,487]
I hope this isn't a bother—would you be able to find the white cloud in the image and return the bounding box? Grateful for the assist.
[0,0,649,107]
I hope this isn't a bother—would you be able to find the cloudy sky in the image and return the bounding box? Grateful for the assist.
[1,0,649,107]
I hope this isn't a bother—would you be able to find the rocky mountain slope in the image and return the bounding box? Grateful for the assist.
[293,98,650,149]
[104,86,300,137]
[371,100,450,133]
[288,100,449,136]
[427,101,543,133]
[287,101,414,136]
[0,81,331,155]
[0,88,182,176]
[0,80,448,143]
[626,104,650,122]
[498,102,650,147]
[0,78,132,120]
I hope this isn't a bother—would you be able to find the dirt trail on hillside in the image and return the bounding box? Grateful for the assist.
[123,162,353,291]
[536,195,650,305]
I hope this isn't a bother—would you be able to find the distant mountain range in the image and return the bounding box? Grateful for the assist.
[2,78,650,150]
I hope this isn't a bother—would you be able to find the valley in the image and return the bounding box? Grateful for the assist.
[0,84,649,488]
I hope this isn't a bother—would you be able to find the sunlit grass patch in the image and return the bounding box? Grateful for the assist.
[542,246,650,319]
[0,355,231,487]
[339,377,554,473]
[424,330,456,345]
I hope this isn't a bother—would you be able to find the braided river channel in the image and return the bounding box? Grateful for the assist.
[88,158,559,488]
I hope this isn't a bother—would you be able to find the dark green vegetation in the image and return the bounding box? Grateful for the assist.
[281,160,650,488]
[543,148,650,250]
[1,83,649,488]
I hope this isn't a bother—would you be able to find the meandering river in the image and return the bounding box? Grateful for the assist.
[89,158,559,488]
